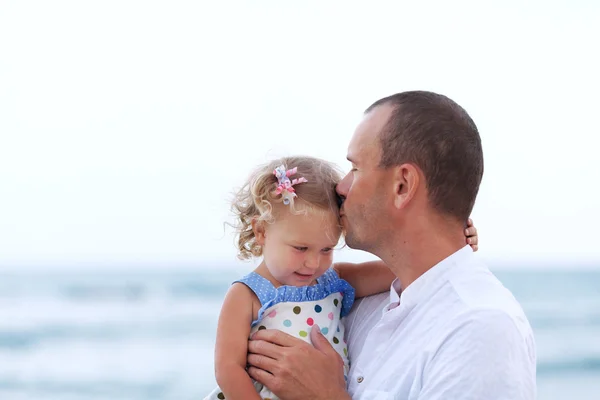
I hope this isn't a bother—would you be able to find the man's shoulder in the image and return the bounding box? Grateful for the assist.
[444,258,533,337]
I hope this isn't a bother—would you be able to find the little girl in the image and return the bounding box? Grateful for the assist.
[204,156,478,400]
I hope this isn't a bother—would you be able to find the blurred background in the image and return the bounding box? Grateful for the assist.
[1,1,599,399]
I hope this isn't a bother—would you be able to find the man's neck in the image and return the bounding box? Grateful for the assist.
[378,218,467,291]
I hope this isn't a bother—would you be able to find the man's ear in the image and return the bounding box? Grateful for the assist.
[251,218,266,245]
[392,163,420,209]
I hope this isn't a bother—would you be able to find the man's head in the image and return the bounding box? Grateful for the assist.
[336,90,484,253]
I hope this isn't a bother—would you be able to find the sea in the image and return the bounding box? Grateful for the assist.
[0,266,599,400]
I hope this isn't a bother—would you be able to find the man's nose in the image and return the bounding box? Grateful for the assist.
[336,174,350,198]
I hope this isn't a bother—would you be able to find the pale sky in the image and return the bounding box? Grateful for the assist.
[1,0,599,270]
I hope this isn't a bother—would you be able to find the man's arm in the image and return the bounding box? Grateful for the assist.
[419,309,536,399]
[247,327,351,400]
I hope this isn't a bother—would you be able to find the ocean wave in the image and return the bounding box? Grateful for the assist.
[61,284,148,301]
[58,281,228,301]
[528,314,600,329]
[537,357,600,375]
[167,281,229,297]
[0,320,213,349]
[0,270,237,302]
[0,379,173,399]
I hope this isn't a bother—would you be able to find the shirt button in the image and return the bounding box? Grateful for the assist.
[357,376,364,383]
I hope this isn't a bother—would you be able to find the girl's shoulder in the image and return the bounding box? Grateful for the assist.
[223,280,262,322]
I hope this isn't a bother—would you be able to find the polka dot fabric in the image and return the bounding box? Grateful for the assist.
[203,268,355,400]
[236,269,355,328]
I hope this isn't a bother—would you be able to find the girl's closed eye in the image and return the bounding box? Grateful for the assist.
[293,246,308,252]
[321,247,333,254]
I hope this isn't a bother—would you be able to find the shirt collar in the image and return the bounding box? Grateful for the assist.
[384,245,474,314]
[383,279,402,313]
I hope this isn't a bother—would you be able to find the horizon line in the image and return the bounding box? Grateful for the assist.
[0,259,599,273]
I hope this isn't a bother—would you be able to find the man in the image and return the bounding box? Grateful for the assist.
[247,91,536,399]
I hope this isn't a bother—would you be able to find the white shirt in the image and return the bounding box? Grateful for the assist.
[344,245,536,400]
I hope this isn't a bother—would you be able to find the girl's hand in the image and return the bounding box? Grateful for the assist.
[465,218,479,252]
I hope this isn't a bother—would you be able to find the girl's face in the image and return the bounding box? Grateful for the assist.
[254,205,342,287]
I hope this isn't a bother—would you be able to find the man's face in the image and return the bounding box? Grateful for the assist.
[336,104,395,252]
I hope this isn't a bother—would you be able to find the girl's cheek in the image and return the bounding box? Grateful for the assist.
[288,249,304,261]
[323,253,334,265]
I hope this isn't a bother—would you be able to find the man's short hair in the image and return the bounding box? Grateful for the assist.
[366,91,484,222]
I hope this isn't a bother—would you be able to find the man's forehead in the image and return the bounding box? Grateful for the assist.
[347,103,394,161]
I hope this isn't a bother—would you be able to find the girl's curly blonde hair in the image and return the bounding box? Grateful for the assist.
[230,156,343,260]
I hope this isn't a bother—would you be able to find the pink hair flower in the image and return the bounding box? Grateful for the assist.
[273,165,308,205]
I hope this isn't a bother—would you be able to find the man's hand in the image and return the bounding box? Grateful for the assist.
[247,324,350,400]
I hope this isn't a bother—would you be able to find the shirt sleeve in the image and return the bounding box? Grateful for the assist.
[419,309,536,400]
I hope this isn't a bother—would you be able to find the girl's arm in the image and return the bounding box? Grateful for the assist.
[214,283,262,400]
[334,260,394,299]
[335,218,480,298]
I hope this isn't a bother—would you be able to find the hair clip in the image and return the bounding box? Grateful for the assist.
[273,165,308,205]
